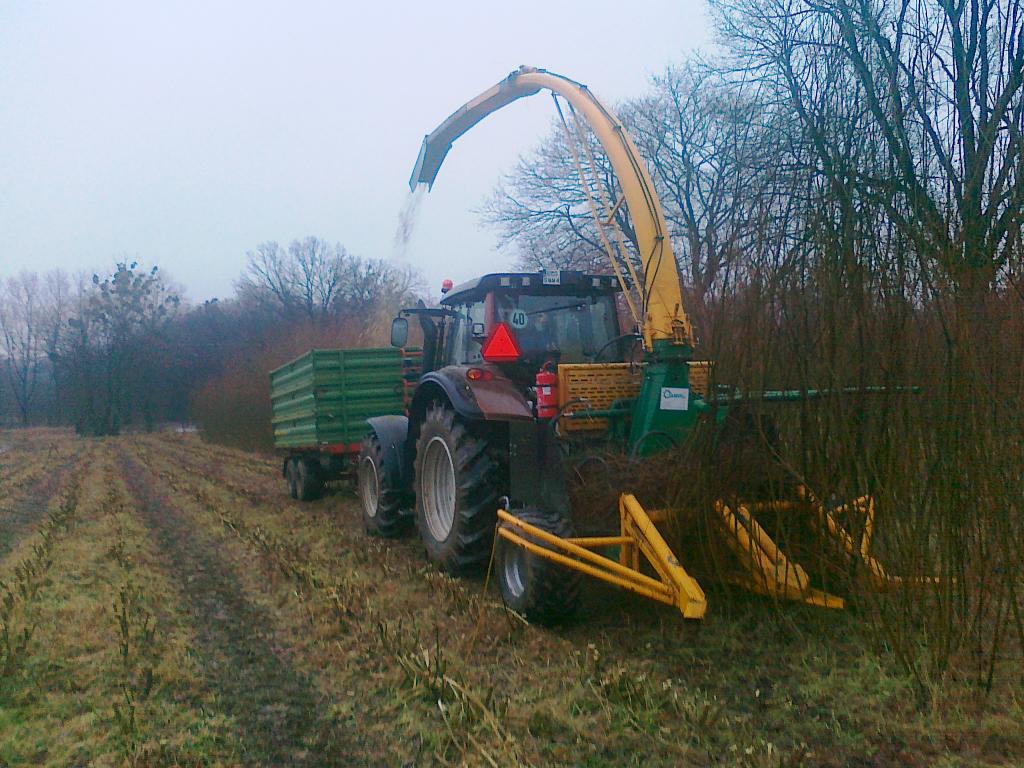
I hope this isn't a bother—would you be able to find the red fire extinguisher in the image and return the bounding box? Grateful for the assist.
[535,363,559,419]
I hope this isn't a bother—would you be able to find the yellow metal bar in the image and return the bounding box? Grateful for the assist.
[620,506,686,593]
[627,530,710,615]
[764,491,876,571]
[618,538,634,569]
[498,497,707,619]
[798,488,901,591]
[717,502,808,592]
[497,511,673,598]
[733,504,783,566]
[496,528,675,604]
[713,500,851,607]
[566,535,632,547]
[802,589,846,609]
[757,486,936,605]
[860,497,875,560]
[618,501,641,571]
[821,505,889,581]
[620,495,707,618]
[552,97,642,328]
[729,576,845,609]
[739,503,812,590]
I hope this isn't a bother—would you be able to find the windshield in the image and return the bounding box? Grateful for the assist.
[493,292,623,364]
[441,291,625,367]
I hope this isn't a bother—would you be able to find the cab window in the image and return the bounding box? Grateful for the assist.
[492,292,623,364]
[443,301,487,365]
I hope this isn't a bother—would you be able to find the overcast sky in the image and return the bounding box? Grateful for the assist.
[1,1,710,302]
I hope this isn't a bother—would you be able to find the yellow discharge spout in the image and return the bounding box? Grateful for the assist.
[409,66,691,350]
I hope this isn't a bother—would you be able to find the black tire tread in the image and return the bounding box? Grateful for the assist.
[497,507,582,625]
[296,458,323,502]
[414,404,501,573]
[287,459,299,500]
[359,433,410,537]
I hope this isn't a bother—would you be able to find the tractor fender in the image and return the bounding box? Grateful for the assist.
[365,415,412,492]
[410,367,533,424]
[410,371,482,422]
[406,368,531,487]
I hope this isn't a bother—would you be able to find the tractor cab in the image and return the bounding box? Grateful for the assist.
[412,270,631,379]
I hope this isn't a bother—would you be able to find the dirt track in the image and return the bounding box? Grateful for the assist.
[119,452,352,765]
[0,429,1020,767]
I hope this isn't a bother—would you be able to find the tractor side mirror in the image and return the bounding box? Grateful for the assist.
[390,317,409,348]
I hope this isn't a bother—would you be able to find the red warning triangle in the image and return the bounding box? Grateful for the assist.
[481,322,521,363]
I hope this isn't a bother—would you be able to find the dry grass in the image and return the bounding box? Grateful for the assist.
[0,429,1020,766]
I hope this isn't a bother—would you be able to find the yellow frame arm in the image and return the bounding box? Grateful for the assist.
[496,494,707,619]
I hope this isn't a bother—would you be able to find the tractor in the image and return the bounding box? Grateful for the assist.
[356,67,909,624]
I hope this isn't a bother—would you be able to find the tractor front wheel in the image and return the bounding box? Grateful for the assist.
[414,403,500,573]
[496,507,581,625]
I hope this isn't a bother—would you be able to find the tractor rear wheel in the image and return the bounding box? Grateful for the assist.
[496,507,581,625]
[295,458,323,502]
[358,432,410,537]
[414,403,500,573]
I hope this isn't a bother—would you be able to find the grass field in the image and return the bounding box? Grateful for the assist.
[0,428,1020,767]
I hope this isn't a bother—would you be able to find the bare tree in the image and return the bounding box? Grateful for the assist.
[479,112,632,273]
[51,262,180,435]
[0,272,45,425]
[627,64,777,302]
[237,236,420,329]
[697,0,1024,694]
[37,270,74,425]
[480,71,776,311]
[712,0,1024,311]
[238,237,345,320]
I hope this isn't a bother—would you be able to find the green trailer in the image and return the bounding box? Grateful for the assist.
[269,347,418,500]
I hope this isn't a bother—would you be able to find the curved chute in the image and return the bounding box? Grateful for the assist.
[409,66,691,352]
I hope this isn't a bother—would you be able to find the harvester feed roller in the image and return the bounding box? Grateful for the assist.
[498,489,921,618]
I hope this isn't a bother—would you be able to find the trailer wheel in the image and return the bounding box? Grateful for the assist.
[414,403,500,573]
[496,507,581,625]
[358,433,409,537]
[286,459,299,499]
[295,458,323,502]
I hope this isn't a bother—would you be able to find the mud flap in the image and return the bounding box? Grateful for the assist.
[366,415,411,493]
[508,422,571,518]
